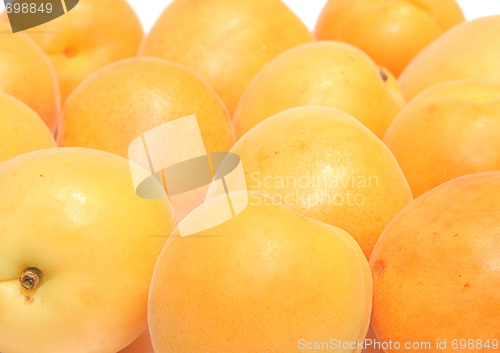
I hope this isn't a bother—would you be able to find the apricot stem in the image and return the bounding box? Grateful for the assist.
[20,268,43,291]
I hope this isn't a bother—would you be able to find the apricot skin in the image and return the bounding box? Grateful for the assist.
[2,0,144,103]
[370,172,500,353]
[0,92,56,164]
[384,80,500,197]
[140,0,314,115]
[315,0,465,77]
[399,15,500,101]
[149,192,370,353]
[229,106,412,258]
[0,22,60,133]
[58,57,235,158]
[234,41,405,139]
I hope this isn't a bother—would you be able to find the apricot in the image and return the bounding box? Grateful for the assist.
[58,57,234,157]
[315,0,464,77]
[139,0,313,115]
[0,148,176,353]
[233,41,405,139]
[0,92,56,164]
[149,191,370,353]
[0,22,60,132]
[1,0,144,103]
[225,106,412,258]
[370,172,500,353]
[384,80,500,197]
[400,15,500,101]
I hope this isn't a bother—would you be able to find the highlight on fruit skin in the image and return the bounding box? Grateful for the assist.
[0,147,177,353]
[399,15,500,101]
[1,0,144,103]
[0,92,56,164]
[139,0,314,116]
[315,0,465,77]
[0,21,60,133]
[233,41,405,139]
[370,172,500,353]
[148,191,371,353]
[228,106,412,258]
[384,79,500,197]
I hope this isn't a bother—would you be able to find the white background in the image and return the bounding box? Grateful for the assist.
[127,0,500,32]
[1,0,500,32]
